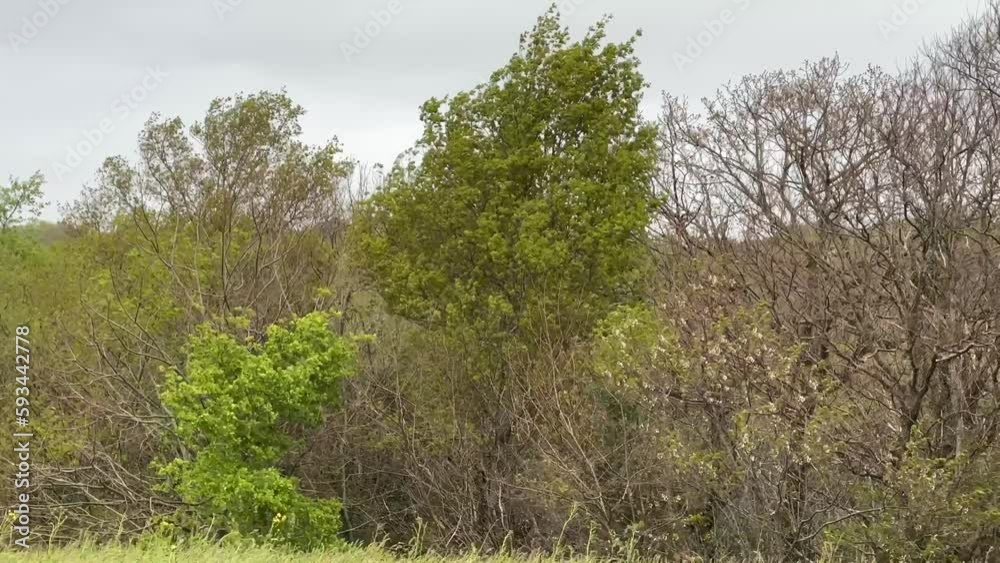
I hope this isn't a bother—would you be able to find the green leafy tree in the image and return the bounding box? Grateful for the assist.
[159,312,354,549]
[0,171,51,345]
[29,90,357,542]
[348,10,659,549]
[354,9,658,341]
[0,172,47,326]
[0,172,44,230]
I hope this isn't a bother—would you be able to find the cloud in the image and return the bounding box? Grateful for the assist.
[0,0,982,219]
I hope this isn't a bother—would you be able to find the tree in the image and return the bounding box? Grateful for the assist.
[35,91,359,541]
[657,48,1000,560]
[0,172,44,230]
[355,8,658,343]
[348,9,659,549]
[159,312,355,549]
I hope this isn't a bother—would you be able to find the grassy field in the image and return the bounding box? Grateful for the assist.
[0,543,889,563]
[0,544,627,563]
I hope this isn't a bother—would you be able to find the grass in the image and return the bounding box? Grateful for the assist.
[0,543,619,563]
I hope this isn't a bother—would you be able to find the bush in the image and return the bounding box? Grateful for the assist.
[158,312,354,550]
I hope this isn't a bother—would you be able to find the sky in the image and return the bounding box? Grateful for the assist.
[0,0,988,219]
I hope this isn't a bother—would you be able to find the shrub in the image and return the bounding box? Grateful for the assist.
[158,312,354,550]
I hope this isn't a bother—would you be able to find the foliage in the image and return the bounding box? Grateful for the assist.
[9,4,1000,562]
[832,446,1000,562]
[346,12,660,553]
[354,9,658,340]
[158,312,354,549]
[0,539,709,563]
[16,89,359,542]
[0,172,44,230]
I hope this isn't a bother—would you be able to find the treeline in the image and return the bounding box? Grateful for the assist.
[3,6,1000,562]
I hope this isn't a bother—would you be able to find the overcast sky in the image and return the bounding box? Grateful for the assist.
[0,0,987,219]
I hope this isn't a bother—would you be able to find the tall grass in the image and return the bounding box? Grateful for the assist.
[0,540,662,563]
